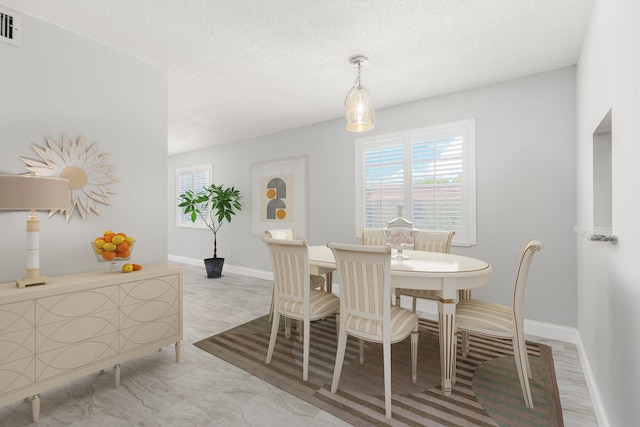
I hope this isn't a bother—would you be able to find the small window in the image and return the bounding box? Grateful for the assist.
[355,120,476,246]
[176,164,212,227]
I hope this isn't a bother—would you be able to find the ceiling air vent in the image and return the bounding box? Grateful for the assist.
[0,9,20,46]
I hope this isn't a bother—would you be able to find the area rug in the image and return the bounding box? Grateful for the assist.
[194,315,563,427]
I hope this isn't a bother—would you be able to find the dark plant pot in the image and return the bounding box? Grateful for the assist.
[204,257,224,278]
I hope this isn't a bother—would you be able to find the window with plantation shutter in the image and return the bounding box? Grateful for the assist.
[176,164,212,227]
[355,120,476,246]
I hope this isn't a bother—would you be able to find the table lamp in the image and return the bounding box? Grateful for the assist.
[0,174,69,287]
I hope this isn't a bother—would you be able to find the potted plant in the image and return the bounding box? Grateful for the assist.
[178,183,242,278]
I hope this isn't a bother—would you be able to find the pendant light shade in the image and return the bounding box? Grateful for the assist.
[345,55,375,132]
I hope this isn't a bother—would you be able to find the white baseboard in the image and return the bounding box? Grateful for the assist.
[167,255,273,281]
[168,255,202,267]
[168,255,607,425]
[575,336,610,427]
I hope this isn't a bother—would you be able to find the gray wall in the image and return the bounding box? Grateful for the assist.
[0,7,168,283]
[576,0,640,425]
[169,66,577,328]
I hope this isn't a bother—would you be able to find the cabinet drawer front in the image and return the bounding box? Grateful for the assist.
[0,300,35,334]
[120,275,179,307]
[37,286,119,325]
[120,296,179,328]
[120,314,179,352]
[36,331,119,382]
[36,308,119,353]
[0,328,35,364]
[0,356,35,395]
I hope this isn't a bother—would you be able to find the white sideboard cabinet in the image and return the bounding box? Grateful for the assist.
[0,263,183,422]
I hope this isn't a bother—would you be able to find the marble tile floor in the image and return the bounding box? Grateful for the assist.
[0,262,599,426]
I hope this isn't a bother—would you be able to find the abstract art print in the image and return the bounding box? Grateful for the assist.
[251,157,307,238]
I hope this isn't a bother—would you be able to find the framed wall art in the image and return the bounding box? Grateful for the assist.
[251,156,307,238]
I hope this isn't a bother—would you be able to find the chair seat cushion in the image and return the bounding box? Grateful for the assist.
[344,306,418,343]
[310,274,325,289]
[456,299,515,334]
[278,289,339,320]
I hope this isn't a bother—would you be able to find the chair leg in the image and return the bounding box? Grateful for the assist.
[268,287,275,323]
[298,319,303,344]
[285,317,291,339]
[461,330,470,357]
[411,297,417,313]
[452,330,457,385]
[303,318,311,381]
[331,327,348,393]
[394,289,401,306]
[457,289,472,358]
[383,339,392,418]
[335,313,340,335]
[513,335,533,409]
[411,330,418,383]
[266,311,281,364]
[359,339,364,364]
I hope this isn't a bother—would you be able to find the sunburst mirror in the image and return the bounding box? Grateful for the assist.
[21,134,118,222]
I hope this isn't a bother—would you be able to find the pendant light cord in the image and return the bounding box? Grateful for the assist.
[344,61,363,104]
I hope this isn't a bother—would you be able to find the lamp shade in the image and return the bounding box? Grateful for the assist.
[345,85,375,132]
[0,175,69,211]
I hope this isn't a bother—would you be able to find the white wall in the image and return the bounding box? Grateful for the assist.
[169,66,577,327]
[0,7,168,283]
[576,0,640,425]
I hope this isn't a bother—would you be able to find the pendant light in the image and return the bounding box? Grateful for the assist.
[345,55,375,132]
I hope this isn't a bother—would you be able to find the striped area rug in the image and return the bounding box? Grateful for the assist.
[194,315,563,427]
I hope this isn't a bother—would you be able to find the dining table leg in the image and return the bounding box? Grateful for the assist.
[438,278,458,396]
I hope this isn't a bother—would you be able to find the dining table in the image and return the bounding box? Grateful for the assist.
[307,245,492,396]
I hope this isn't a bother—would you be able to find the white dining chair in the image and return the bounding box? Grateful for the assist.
[455,239,543,409]
[265,229,326,326]
[263,237,340,381]
[265,229,326,289]
[328,242,419,419]
[361,227,387,246]
[394,230,455,312]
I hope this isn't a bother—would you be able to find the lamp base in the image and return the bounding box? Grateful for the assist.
[16,276,50,288]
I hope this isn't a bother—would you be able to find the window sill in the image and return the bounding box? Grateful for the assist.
[573,226,617,244]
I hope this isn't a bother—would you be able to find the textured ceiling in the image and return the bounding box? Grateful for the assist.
[1,0,593,155]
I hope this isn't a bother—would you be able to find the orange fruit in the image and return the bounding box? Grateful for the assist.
[102,250,116,261]
[117,232,127,238]
[132,264,143,271]
[104,234,113,243]
[116,249,130,259]
[116,241,129,252]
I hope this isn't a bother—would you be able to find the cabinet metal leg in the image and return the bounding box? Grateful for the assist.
[175,342,181,362]
[114,364,120,388]
[31,394,40,423]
